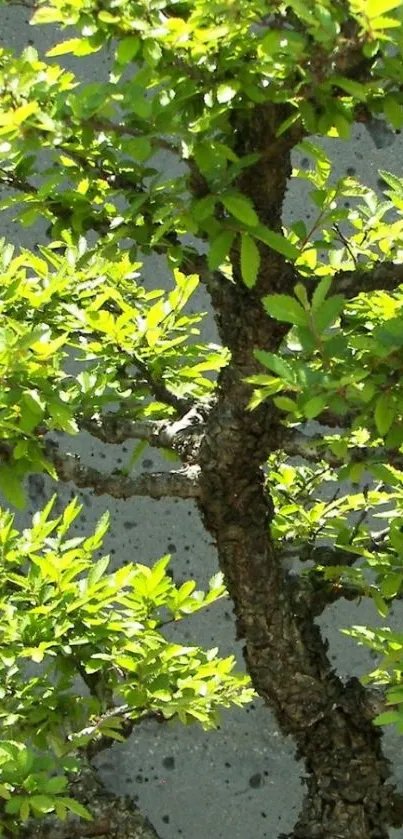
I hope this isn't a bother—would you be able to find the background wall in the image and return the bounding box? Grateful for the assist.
[1,6,403,837]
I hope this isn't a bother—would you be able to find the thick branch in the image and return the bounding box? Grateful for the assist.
[79,406,208,462]
[282,428,403,470]
[46,442,201,499]
[79,416,173,445]
[332,261,403,298]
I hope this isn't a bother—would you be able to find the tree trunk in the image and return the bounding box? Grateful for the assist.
[194,105,402,839]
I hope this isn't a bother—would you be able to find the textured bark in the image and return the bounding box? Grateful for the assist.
[190,107,403,839]
[46,442,201,499]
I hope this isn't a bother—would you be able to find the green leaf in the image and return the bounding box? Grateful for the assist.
[263,294,309,327]
[87,556,110,588]
[372,590,389,618]
[31,6,62,23]
[381,573,403,598]
[311,276,332,311]
[374,393,395,436]
[367,0,401,17]
[253,225,299,260]
[192,195,217,222]
[221,193,259,227]
[273,396,298,412]
[302,395,328,419]
[0,467,26,510]
[313,295,344,333]
[124,137,152,162]
[240,233,260,288]
[20,799,30,822]
[29,795,55,814]
[254,350,295,383]
[46,38,101,57]
[116,37,140,65]
[143,39,162,66]
[383,95,403,130]
[331,76,368,102]
[373,710,400,726]
[208,230,235,269]
[59,798,93,821]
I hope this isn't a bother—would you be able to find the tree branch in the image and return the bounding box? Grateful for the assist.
[79,416,170,445]
[130,355,192,416]
[45,442,201,499]
[79,405,209,462]
[82,117,179,155]
[331,261,403,298]
[281,428,403,470]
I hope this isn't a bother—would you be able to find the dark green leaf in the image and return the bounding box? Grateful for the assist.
[253,225,299,260]
[313,295,344,333]
[208,230,235,269]
[302,395,327,419]
[254,350,295,382]
[60,798,93,821]
[240,233,260,288]
[221,193,259,227]
[375,393,395,436]
[0,467,26,510]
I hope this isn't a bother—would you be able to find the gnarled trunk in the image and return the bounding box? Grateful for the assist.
[194,106,401,839]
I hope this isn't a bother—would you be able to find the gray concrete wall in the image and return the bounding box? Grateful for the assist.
[1,6,403,837]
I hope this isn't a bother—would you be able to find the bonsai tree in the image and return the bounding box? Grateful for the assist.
[3,0,403,836]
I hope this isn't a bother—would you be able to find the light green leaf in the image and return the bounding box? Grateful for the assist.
[116,37,140,65]
[367,0,401,17]
[46,38,101,57]
[240,233,260,288]
[217,83,239,104]
[20,799,30,822]
[373,710,400,726]
[143,39,162,66]
[31,6,62,23]
[87,556,110,588]
[221,193,259,227]
[263,294,309,327]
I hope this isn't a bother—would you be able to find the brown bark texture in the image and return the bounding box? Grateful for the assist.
[190,104,403,839]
